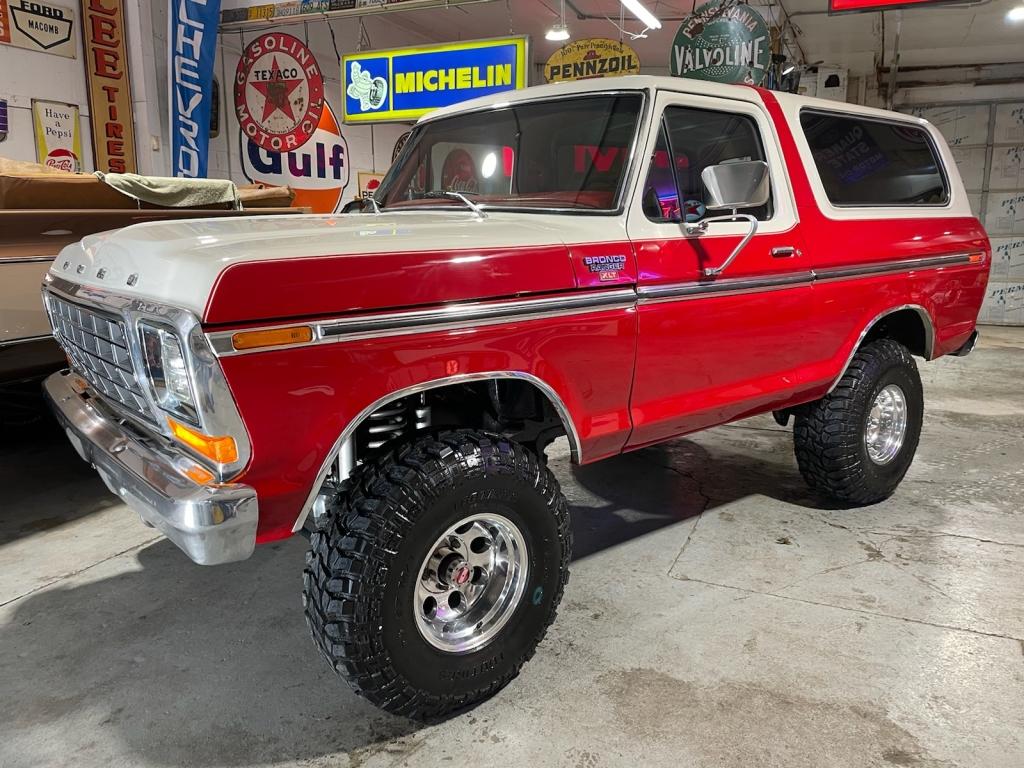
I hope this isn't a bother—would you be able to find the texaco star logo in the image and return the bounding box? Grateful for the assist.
[234,33,325,153]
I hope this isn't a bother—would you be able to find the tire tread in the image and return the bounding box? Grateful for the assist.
[794,339,921,505]
[302,429,570,719]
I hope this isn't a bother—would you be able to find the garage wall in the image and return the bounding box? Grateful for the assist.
[0,19,96,170]
[892,76,1024,327]
[0,0,410,202]
[0,0,163,176]
[906,101,1024,326]
[149,0,410,200]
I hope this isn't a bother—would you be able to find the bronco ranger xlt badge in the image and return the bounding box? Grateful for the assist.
[42,76,989,719]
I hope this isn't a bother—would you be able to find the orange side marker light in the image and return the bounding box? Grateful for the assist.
[231,325,313,351]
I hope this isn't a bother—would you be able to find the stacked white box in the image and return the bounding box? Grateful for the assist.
[981,104,1024,325]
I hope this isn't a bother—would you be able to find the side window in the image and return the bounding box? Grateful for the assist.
[641,105,772,223]
[800,111,949,206]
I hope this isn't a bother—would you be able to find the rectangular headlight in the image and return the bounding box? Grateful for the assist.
[139,322,198,424]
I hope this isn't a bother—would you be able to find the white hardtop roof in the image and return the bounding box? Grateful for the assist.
[418,75,763,122]
[418,74,929,128]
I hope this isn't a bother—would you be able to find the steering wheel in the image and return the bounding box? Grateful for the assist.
[681,199,706,223]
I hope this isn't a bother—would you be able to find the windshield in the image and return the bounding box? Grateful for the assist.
[374,93,645,213]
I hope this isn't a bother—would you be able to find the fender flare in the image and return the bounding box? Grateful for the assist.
[291,371,582,533]
[828,303,935,393]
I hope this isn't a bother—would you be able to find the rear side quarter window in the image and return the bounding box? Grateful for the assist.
[800,110,949,207]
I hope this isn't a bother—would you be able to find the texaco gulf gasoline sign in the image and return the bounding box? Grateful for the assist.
[670,1,770,85]
[234,32,325,153]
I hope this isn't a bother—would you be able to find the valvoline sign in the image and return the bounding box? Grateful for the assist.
[240,100,349,213]
[341,37,527,124]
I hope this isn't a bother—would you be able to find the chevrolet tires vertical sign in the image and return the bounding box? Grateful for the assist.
[169,0,221,177]
[81,0,137,173]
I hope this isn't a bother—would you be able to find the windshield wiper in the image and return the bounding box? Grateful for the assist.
[423,190,487,219]
[364,194,382,215]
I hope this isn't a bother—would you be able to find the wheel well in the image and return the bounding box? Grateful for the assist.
[297,374,580,532]
[352,377,577,466]
[861,308,932,359]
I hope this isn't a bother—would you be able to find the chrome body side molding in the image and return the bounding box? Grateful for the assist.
[637,271,813,303]
[207,251,976,357]
[207,288,637,357]
[813,251,976,282]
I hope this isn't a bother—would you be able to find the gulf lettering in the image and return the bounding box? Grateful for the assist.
[246,138,345,181]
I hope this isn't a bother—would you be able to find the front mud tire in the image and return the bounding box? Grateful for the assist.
[302,430,571,719]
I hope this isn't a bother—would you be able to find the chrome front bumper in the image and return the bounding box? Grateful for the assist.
[43,370,258,565]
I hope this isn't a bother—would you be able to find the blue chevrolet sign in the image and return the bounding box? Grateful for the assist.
[342,37,528,124]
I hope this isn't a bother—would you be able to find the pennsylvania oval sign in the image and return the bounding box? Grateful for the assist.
[670,2,770,85]
[544,38,640,83]
[234,32,325,152]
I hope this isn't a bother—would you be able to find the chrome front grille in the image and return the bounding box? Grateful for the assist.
[46,294,155,425]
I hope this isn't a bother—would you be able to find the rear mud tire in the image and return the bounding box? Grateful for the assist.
[794,339,923,505]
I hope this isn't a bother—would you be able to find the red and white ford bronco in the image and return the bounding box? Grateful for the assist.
[43,76,988,718]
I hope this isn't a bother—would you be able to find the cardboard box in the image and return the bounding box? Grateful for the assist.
[990,238,1024,281]
[981,281,1024,326]
[983,192,1024,235]
[913,104,990,148]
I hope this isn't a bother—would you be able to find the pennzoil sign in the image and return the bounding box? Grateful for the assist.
[544,38,640,83]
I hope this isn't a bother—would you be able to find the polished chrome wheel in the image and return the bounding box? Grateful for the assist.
[865,383,908,465]
[414,513,528,653]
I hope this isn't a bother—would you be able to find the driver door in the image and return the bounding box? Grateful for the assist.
[626,90,814,449]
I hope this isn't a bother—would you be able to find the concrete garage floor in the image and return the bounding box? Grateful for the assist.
[1,329,1022,768]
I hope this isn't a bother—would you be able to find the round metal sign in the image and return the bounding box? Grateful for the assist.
[669,2,771,85]
[234,33,325,153]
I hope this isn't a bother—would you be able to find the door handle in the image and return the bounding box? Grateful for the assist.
[771,246,801,258]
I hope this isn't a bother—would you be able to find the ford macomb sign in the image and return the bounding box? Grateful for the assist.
[670,1,770,85]
[341,37,527,123]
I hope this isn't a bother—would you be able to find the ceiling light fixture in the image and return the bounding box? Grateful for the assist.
[546,0,571,41]
[1007,5,1024,21]
[621,0,662,30]
[545,23,570,41]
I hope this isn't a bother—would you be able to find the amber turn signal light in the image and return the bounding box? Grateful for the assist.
[967,252,985,264]
[182,463,215,485]
[167,418,239,464]
[231,325,313,351]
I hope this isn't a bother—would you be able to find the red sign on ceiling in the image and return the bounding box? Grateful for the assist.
[829,0,951,12]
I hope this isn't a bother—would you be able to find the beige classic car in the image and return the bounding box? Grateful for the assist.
[0,159,305,391]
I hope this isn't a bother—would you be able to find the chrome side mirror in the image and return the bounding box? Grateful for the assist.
[702,160,770,211]
[684,160,771,278]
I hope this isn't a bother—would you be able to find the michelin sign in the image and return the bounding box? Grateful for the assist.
[342,37,527,123]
